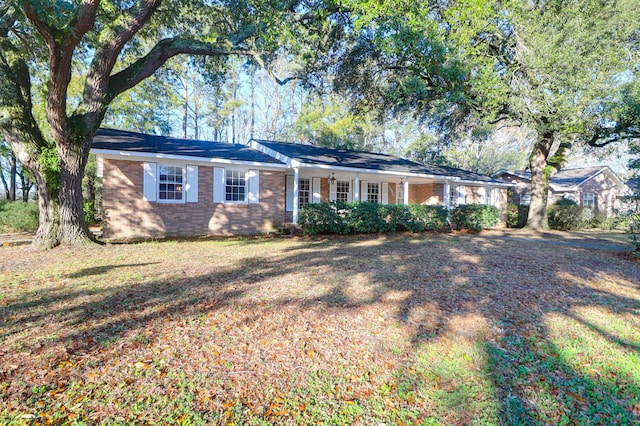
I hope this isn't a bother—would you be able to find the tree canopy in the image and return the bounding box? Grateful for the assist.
[0,0,345,248]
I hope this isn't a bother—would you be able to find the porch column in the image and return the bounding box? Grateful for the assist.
[293,167,300,224]
[403,177,410,205]
[354,174,360,202]
[443,181,451,211]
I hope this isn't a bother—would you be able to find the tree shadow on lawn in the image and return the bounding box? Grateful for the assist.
[1,234,639,423]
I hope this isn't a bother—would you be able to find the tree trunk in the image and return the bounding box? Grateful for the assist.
[57,142,95,246]
[526,131,555,230]
[9,154,16,201]
[31,171,60,249]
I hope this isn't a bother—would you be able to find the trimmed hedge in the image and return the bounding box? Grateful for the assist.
[0,200,39,233]
[450,204,500,231]
[298,202,448,235]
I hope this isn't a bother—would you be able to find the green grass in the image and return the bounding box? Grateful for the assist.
[0,233,638,424]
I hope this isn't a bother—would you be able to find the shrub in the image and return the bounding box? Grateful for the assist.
[299,202,449,235]
[298,202,346,235]
[84,200,97,225]
[547,199,587,231]
[506,203,529,228]
[0,200,39,232]
[590,213,621,231]
[408,204,449,231]
[450,204,500,231]
[347,202,387,234]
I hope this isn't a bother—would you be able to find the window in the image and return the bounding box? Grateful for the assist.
[450,185,465,207]
[520,192,531,206]
[336,180,350,202]
[299,178,310,208]
[582,192,594,208]
[159,165,184,201]
[225,170,246,202]
[367,182,380,203]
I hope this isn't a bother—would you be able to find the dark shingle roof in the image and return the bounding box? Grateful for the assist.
[92,128,285,165]
[627,177,640,192]
[253,140,506,184]
[496,166,611,190]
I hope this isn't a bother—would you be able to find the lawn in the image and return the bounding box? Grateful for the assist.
[1,232,639,425]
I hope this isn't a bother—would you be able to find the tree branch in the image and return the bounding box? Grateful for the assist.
[22,0,100,142]
[105,38,247,101]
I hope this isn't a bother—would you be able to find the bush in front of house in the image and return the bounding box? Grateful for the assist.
[298,201,346,234]
[450,204,500,231]
[506,203,529,228]
[0,200,39,233]
[347,202,388,233]
[408,204,449,231]
[299,202,449,235]
[547,198,588,231]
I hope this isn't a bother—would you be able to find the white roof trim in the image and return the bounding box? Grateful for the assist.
[292,162,511,187]
[575,167,626,190]
[91,148,288,170]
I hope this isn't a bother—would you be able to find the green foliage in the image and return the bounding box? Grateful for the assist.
[408,204,449,232]
[506,203,529,228]
[450,204,500,231]
[298,202,346,235]
[547,200,587,231]
[83,200,96,226]
[299,202,449,235]
[0,200,39,232]
[347,202,388,233]
[37,145,60,191]
[589,213,621,231]
[626,210,640,257]
[380,204,423,233]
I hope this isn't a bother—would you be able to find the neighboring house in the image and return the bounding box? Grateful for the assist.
[92,128,512,239]
[494,166,628,215]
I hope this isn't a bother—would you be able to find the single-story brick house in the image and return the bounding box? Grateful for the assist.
[92,128,512,239]
[493,166,628,215]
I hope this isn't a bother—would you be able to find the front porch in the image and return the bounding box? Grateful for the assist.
[284,169,458,224]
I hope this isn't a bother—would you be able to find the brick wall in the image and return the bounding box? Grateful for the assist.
[408,183,444,205]
[102,159,286,239]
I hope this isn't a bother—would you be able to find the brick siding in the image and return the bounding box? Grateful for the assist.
[408,183,444,205]
[102,159,285,239]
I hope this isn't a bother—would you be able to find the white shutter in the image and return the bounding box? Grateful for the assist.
[186,165,198,203]
[458,185,466,205]
[360,180,368,202]
[381,182,389,205]
[143,162,157,202]
[350,180,355,202]
[248,170,259,204]
[312,177,321,203]
[329,179,337,201]
[213,167,225,203]
[286,175,294,211]
[479,187,487,204]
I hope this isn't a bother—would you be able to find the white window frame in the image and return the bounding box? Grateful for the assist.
[367,182,380,203]
[158,164,186,204]
[450,185,466,207]
[582,192,595,208]
[520,192,531,206]
[299,178,310,208]
[336,180,350,202]
[396,183,404,204]
[225,170,247,203]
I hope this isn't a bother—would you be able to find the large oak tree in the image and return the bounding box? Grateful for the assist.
[333,0,640,229]
[0,0,342,248]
